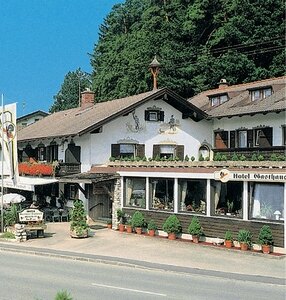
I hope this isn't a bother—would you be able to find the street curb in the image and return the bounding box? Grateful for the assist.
[0,243,285,286]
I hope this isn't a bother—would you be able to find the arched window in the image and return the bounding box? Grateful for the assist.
[199,144,210,160]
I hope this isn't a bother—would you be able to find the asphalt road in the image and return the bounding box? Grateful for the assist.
[0,252,284,300]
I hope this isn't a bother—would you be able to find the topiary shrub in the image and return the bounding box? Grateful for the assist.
[70,200,88,237]
[188,216,203,236]
[55,290,73,300]
[131,211,145,228]
[258,225,273,246]
[162,215,182,234]
[147,219,157,231]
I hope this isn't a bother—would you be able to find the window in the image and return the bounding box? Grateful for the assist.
[214,131,228,149]
[47,141,58,162]
[254,127,272,147]
[65,184,77,200]
[37,143,46,161]
[249,183,284,221]
[124,178,146,208]
[150,178,174,210]
[120,144,135,158]
[238,130,247,148]
[153,144,184,160]
[251,87,272,101]
[145,110,164,122]
[178,179,206,214]
[210,94,228,107]
[211,181,243,218]
[111,143,145,159]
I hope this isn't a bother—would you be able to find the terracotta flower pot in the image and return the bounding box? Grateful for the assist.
[126,225,133,233]
[148,229,155,237]
[240,242,248,251]
[262,244,271,254]
[135,227,142,235]
[168,232,176,240]
[192,235,200,244]
[225,240,233,248]
[118,224,125,232]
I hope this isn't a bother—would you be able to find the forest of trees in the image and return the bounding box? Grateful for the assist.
[50,0,285,112]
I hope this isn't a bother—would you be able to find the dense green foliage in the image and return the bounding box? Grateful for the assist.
[91,0,285,101]
[188,216,203,236]
[162,214,182,234]
[131,210,145,228]
[50,69,91,113]
[70,199,88,235]
[258,225,273,245]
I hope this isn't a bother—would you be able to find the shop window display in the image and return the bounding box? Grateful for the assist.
[124,178,146,208]
[211,181,243,218]
[178,179,206,214]
[150,179,174,210]
[249,182,284,221]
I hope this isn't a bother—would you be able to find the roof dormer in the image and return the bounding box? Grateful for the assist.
[209,93,229,107]
[248,86,273,101]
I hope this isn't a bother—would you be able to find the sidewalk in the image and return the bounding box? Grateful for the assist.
[0,222,285,282]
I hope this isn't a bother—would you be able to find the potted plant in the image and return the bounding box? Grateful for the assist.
[162,215,182,240]
[131,211,145,234]
[106,219,112,229]
[224,230,233,248]
[258,225,273,254]
[187,216,203,243]
[117,209,126,232]
[237,229,252,251]
[147,219,157,237]
[125,215,133,233]
[70,199,88,238]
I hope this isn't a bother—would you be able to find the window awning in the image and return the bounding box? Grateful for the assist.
[3,176,58,191]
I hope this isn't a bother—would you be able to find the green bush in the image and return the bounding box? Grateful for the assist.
[131,211,145,228]
[231,153,239,161]
[4,204,19,227]
[224,230,233,241]
[55,290,73,300]
[198,154,204,161]
[258,225,273,245]
[70,200,88,235]
[147,219,157,230]
[188,216,203,236]
[184,155,189,161]
[191,156,195,161]
[162,215,182,234]
[237,229,252,246]
[0,231,15,239]
[116,209,126,224]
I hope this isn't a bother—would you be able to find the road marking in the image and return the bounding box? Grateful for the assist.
[91,283,167,297]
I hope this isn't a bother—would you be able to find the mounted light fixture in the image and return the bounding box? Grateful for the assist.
[149,55,160,90]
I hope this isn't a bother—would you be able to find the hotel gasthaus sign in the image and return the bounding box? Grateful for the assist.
[215,169,286,183]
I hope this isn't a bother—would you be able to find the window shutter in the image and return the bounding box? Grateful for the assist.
[176,145,184,161]
[136,144,145,158]
[111,144,120,158]
[153,145,160,159]
[214,131,228,149]
[247,130,253,147]
[46,146,51,162]
[144,111,149,121]
[259,127,273,147]
[159,111,164,121]
[230,131,236,148]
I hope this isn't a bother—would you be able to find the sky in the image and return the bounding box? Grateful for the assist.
[0,0,124,117]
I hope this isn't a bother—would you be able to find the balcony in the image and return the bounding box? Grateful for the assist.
[18,162,54,176]
[213,146,285,160]
[55,162,81,176]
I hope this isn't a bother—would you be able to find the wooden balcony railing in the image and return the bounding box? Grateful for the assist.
[55,162,81,176]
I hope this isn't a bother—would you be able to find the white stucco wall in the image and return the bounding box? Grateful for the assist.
[212,112,285,146]
[80,99,212,169]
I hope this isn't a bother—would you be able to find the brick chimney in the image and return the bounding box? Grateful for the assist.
[218,78,228,89]
[80,88,95,109]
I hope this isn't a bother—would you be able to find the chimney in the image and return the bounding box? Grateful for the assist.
[218,78,228,89]
[80,88,95,109]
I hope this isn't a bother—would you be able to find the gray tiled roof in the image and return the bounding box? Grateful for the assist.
[18,89,161,142]
[188,76,286,118]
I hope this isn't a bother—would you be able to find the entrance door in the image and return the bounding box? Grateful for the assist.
[89,188,111,221]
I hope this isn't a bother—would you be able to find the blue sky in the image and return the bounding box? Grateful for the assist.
[0,0,124,117]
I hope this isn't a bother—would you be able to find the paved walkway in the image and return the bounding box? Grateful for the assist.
[0,222,285,282]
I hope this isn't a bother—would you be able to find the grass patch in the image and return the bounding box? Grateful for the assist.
[0,231,15,239]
